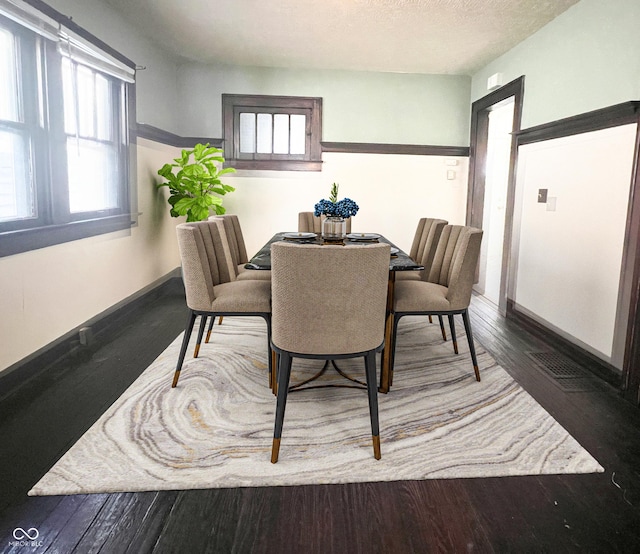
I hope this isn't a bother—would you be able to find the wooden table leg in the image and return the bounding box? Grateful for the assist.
[379,272,396,393]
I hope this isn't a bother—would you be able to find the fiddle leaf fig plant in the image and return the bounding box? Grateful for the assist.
[157,143,236,222]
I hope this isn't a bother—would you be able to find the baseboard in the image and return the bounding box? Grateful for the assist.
[506,299,623,388]
[0,269,184,401]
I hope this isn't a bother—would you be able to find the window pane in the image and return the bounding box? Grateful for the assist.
[273,114,289,154]
[256,113,272,154]
[239,112,255,153]
[61,58,76,134]
[0,28,21,122]
[0,130,34,221]
[95,74,111,140]
[76,65,95,137]
[290,114,306,155]
[67,138,118,213]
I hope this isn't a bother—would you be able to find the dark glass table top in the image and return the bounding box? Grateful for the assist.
[245,232,423,272]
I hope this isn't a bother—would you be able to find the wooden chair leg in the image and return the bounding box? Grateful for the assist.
[218,316,224,326]
[205,316,216,343]
[193,314,208,358]
[448,314,458,354]
[271,351,293,463]
[172,311,197,388]
[461,309,481,381]
[438,315,447,341]
[365,350,381,460]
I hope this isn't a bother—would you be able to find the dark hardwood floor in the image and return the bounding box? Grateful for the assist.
[1,282,640,553]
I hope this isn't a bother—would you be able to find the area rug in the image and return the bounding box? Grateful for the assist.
[29,316,603,496]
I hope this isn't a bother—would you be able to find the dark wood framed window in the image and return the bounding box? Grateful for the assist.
[0,0,136,258]
[222,94,322,171]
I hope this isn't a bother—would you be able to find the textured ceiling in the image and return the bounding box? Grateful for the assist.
[101,0,578,75]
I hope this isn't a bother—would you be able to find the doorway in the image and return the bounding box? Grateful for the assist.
[467,76,524,314]
[478,99,515,305]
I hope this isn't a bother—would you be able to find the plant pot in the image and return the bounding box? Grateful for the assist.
[322,216,346,240]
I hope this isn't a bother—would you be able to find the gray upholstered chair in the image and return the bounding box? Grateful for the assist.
[204,214,271,340]
[270,241,390,463]
[171,219,272,388]
[212,214,271,281]
[396,218,448,343]
[396,218,448,282]
[390,225,484,382]
[298,212,352,234]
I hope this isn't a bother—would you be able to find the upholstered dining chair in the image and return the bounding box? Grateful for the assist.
[396,218,448,282]
[270,241,390,463]
[390,225,484,382]
[212,214,271,282]
[171,219,272,388]
[396,217,448,343]
[203,214,271,341]
[298,212,352,234]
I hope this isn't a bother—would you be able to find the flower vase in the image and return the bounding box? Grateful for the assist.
[322,216,346,240]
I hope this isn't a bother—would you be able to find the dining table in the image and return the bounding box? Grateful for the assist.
[245,231,423,393]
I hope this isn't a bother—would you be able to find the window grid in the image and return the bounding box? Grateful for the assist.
[0,11,133,256]
[223,94,322,171]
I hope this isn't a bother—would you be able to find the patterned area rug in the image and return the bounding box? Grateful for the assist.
[29,316,603,496]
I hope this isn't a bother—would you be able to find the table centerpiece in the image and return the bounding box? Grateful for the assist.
[314,183,359,240]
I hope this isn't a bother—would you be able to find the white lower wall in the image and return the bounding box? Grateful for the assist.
[222,152,468,258]
[512,124,637,364]
[0,139,182,373]
[0,145,467,374]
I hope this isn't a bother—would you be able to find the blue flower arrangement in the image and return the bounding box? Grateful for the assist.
[314,183,359,218]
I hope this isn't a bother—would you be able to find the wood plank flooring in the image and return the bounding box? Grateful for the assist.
[1,282,640,553]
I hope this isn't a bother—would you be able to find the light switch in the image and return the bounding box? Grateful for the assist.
[538,189,548,203]
[447,170,456,180]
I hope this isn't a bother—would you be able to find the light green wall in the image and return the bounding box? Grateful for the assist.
[177,63,471,145]
[471,0,640,128]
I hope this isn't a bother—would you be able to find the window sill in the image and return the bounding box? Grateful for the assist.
[226,159,323,172]
[0,214,133,258]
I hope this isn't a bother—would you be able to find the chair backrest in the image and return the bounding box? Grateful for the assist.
[176,220,236,311]
[427,225,483,310]
[298,212,353,234]
[407,218,447,280]
[271,242,390,355]
[212,214,249,266]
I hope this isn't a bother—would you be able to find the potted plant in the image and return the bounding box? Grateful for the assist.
[157,143,236,222]
[314,183,359,239]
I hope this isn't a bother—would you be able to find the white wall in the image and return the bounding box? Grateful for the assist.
[223,153,468,258]
[512,124,637,365]
[0,140,181,372]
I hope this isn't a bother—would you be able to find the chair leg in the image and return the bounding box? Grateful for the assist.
[218,316,224,326]
[438,315,447,341]
[172,311,197,388]
[448,314,458,354]
[461,309,481,381]
[271,351,293,463]
[264,315,274,393]
[382,313,402,391]
[271,351,278,394]
[205,316,216,343]
[193,314,208,358]
[365,350,381,460]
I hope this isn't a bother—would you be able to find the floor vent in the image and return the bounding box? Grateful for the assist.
[525,351,597,392]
